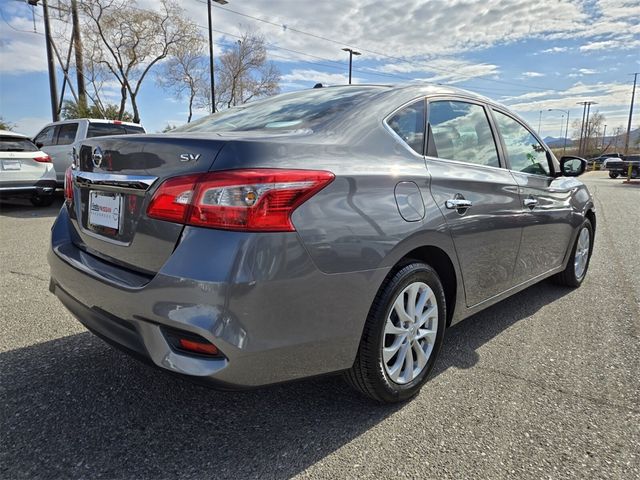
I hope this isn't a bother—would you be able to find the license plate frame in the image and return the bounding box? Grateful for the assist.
[88,191,122,231]
[1,160,21,171]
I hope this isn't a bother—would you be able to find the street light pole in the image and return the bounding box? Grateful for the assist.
[538,110,542,135]
[342,48,361,84]
[207,0,229,113]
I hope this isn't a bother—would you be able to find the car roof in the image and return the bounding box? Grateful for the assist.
[0,129,28,138]
[320,83,496,103]
[41,118,143,127]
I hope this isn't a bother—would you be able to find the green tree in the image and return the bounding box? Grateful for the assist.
[0,116,15,131]
[62,100,134,122]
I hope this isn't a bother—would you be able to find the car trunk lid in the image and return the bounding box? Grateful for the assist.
[69,134,226,274]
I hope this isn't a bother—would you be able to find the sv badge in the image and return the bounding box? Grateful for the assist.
[179,153,201,162]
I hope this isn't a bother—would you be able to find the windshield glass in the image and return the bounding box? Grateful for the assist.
[0,136,38,152]
[174,86,386,133]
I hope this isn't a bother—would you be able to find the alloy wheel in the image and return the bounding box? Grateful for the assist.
[574,227,590,280]
[382,281,438,385]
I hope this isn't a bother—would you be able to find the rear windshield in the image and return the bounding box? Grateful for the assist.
[174,87,386,133]
[0,136,38,152]
[87,123,145,138]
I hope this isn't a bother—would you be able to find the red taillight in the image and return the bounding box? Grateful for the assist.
[64,166,74,204]
[178,338,219,356]
[147,169,335,231]
[147,174,199,223]
[34,155,51,163]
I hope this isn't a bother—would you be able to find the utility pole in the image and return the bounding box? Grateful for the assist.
[624,73,638,155]
[70,0,86,111]
[207,0,229,113]
[602,124,607,150]
[35,0,59,121]
[342,48,361,84]
[577,101,597,156]
[577,102,588,156]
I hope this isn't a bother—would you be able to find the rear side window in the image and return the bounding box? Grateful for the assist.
[124,125,145,134]
[87,123,127,138]
[493,110,550,176]
[386,99,425,154]
[428,101,500,168]
[56,123,78,145]
[0,136,39,152]
[34,126,56,147]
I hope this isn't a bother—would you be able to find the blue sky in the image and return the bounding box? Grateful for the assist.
[1,0,638,140]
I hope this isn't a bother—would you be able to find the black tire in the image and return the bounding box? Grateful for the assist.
[345,262,446,403]
[631,168,639,179]
[30,194,55,207]
[608,171,618,179]
[553,219,593,287]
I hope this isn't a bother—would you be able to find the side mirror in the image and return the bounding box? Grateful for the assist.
[559,156,586,177]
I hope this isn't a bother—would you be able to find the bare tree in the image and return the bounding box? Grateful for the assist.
[156,28,207,123]
[81,0,195,123]
[199,32,280,111]
[572,111,606,157]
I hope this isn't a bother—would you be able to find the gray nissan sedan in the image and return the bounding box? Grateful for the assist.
[48,84,594,403]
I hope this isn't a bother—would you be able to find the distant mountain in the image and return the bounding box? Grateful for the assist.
[543,127,639,151]
[543,136,574,147]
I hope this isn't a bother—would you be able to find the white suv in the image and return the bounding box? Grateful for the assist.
[0,130,57,206]
[33,119,145,186]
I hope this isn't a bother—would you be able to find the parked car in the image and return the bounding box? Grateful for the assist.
[33,118,145,186]
[588,153,622,168]
[0,130,57,206]
[48,85,595,403]
[606,155,640,178]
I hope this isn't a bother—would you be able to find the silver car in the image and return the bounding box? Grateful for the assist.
[48,85,594,403]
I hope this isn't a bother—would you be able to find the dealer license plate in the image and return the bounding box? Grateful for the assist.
[89,191,122,230]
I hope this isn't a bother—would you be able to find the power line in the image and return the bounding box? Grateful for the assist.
[0,8,42,34]
[199,0,553,92]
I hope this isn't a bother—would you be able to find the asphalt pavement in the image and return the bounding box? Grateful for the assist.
[1,171,638,479]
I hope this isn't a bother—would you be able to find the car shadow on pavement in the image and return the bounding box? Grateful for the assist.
[0,193,64,219]
[0,282,570,479]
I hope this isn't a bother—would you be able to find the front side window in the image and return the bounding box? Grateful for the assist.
[387,99,425,154]
[56,123,78,145]
[493,110,550,176]
[34,126,56,147]
[428,101,500,168]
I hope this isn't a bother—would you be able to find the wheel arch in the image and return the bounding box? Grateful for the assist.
[394,245,458,327]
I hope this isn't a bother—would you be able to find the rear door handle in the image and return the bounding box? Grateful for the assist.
[523,197,538,209]
[445,198,473,209]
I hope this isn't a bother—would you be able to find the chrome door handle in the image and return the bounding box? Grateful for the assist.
[445,198,473,209]
[523,197,538,208]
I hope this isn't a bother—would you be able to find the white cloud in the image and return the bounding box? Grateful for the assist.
[580,38,640,51]
[0,16,48,74]
[522,71,545,78]
[538,47,569,54]
[280,69,351,86]
[372,59,499,84]
[505,81,632,115]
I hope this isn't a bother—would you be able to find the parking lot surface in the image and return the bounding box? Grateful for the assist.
[1,171,638,479]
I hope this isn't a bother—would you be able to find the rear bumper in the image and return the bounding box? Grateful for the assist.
[0,179,57,197]
[48,207,388,388]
